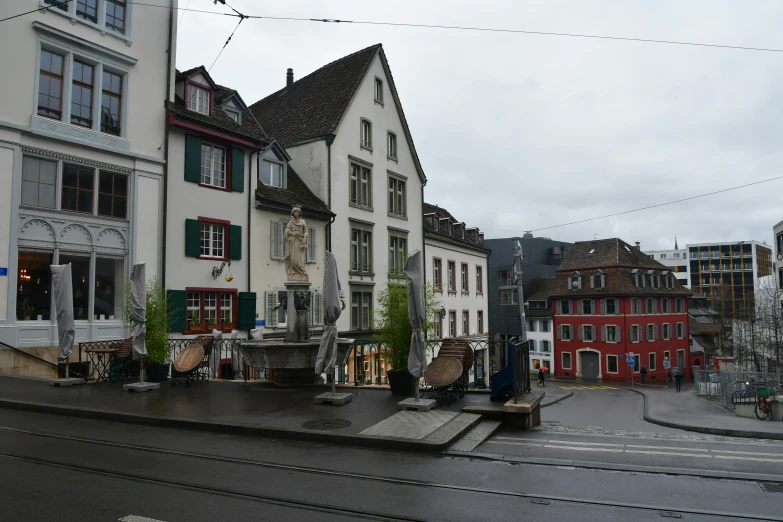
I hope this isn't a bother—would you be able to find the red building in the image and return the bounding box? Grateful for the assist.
[552,239,691,382]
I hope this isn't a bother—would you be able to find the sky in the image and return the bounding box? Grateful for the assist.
[171,0,783,250]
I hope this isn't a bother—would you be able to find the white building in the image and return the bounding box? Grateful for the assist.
[423,203,490,385]
[524,276,556,375]
[0,1,174,376]
[250,45,426,338]
[643,241,689,288]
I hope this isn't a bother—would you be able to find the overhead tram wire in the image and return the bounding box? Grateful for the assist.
[5,1,780,54]
[482,174,783,234]
[0,0,72,23]
[207,1,248,73]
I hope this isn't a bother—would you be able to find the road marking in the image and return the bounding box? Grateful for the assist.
[626,444,709,452]
[485,441,544,447]
[547,440,624,447]
[713,455,783,463]
[120,517,167,522]
[633,450,711,458]
[558,386,618,390]
[544,444,624,453]
[711,449,783,457]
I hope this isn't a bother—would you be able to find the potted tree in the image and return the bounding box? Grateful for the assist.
[22,299,34,321]
[125,278,174,382]
[375,283,440,396]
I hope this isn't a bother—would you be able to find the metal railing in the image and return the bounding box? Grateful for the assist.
[693,368,780,409]
[513,339,531,402]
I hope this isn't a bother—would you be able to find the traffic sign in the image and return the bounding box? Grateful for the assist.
[627,356,636,367]
[663,360,670,368]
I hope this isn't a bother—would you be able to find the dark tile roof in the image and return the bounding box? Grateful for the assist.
[551,269,692,297]
[249,44,381,147]
[255,164,332,218]
[689,318,722,335]
[526,276,555,302]
[423,202,490,254]
[168,97,268,142]
[559,238,666,271]
[214,84,243,106]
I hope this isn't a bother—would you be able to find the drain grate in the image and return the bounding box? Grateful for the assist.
[302,419,352,430]
[759,482,783,493]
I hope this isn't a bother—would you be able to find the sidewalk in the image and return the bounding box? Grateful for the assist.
[0,375,494,451]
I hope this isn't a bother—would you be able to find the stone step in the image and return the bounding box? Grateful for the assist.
[446,419,503,452]
[423,412,482,445]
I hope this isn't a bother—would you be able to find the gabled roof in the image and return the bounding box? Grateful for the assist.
[527,276,556,302]
[559,238,666,271]
[249,43,426,184]
[423,202,489,254]
[175,66,217,89]
[256,164,332,220]
[168,97,267,142]
[214,84,246,108]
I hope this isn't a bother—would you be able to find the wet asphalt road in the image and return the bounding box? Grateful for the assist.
[1,409,780,522]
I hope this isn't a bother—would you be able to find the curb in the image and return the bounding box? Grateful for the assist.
[541,390,573,408]
[0,398,478,454]
[623,388,783,441]
[443,449,783,483]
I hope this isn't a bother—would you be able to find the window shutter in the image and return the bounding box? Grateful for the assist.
[261,160,270,185]
[237,292,256,330]
[601,325,606,342]
[578,326,583,341]
[265,291,278,328]
[231,147,245,192]
[556,300,561,315]
[592,299,596,315]
[642,326,647,342]
[593,326,597,341]
[629,325,634,340]
[282,164,288,189]
[529,340,536,351]
[578,300,583,315]
[314,291,324,326]
[185,219,201,257]
[590,276,595,289]
[229,224,242,260]
[557,325,562,340]
[306,227,316,263]
[166,289,186,333]
[616,328,621,343]
[270,221,281,260]
[185,135,202,183]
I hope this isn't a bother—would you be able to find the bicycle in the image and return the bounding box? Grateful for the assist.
[755,389,775,420]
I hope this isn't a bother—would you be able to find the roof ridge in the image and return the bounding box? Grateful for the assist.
[248,43,381,111]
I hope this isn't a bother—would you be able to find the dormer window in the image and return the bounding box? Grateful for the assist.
[225,109,239,123]
[591,271,605,289]
[187,84,210,115]
[569,273,582,290]
[631,269,645,288]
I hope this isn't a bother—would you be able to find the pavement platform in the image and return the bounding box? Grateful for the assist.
[549,377,783,440]
[0,375,499,452]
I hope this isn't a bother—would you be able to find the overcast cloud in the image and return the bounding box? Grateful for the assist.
[173,0,783,250]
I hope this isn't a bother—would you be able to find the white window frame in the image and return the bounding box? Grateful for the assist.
[660,298,671,314]
[560,324,572,341]
[606,354,619,374]
[448,311,456,337]
[606,298,617,315]
[351,289,373,331]
[675,322,685,339]
[41,0,133,43]
[388,174,406,217]
[262,159,284,188]
[649,352,657,371]
[562,352,572,370]
[388,233,407,277]
[200,142,226,188]
[462,310,469,336]
[631,324,641,343]
[188,84,210,115]
[646,324,656,342]
[349,160,372,210]
[606,325,618,343]
[387,132,397,160]
[461,263,469,293]
[360,118,372,150]
[374,77,384,104]
[200,222,225,259]
[582,325,594,342]
[582,299,593,315]
[662,323,671,340]
[560,299,572,315]
[350,225,373,274]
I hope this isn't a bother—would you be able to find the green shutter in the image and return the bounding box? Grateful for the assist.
[184,134,202,183]
[238,292,256,330]
[229,224,242,260]
[167,289,186,333]
[231,147,244,192]
[185,219,201,257]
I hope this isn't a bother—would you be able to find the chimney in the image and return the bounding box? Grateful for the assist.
[635,241,641,250]
[286,68,294,88]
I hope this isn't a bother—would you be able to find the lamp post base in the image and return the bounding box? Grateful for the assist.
[123,382,160,393]
[314,392,353,405]
[49,378,83,387]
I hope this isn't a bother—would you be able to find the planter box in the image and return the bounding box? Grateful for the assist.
[386,369,416,396]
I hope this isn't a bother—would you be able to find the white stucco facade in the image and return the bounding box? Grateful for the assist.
[643,249,690,288]
[0,1,174,374]
[774,220,783,296]
[285,51,425,336]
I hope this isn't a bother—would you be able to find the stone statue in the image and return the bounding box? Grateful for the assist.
[284,204,308,281]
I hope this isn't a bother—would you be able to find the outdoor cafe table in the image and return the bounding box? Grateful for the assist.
[84,348,117,382]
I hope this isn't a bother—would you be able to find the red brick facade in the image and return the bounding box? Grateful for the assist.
[551,239,691,382]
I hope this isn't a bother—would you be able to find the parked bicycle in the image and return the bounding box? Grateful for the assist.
[731,381,758,405]
[755,388,776,420]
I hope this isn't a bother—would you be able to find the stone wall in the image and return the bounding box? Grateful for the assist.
[0,346,59,379]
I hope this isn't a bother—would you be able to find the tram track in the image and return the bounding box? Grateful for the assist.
[1,423,781,521]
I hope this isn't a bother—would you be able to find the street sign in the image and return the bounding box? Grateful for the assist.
[663,360,670,368]
[627,356,636,367]
[618,354,626,359]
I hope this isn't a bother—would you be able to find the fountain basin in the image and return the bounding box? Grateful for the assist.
[238,338,354,387]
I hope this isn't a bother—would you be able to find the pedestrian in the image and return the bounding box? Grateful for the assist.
[538,367,546,387]
[674,369,683,392]
[640,366,647,385]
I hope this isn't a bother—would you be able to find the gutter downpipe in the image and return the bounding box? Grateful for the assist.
[325,133,336,251]
[160,0,174,290]
[421,178,427,339]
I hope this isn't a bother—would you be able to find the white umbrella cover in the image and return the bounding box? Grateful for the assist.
[315,251,342,374]
[405,250,426,378]
[130,262,147,360]
[50,264,75,361]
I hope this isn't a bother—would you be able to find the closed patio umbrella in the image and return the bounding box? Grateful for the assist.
[315,252,342,387]
[405,250,426,399]
[130,262,147,361]
[51,264,75,365]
